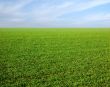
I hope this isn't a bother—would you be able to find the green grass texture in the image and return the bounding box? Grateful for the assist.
[0,28,110,87]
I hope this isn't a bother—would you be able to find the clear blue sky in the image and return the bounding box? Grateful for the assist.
[0,0,110,27]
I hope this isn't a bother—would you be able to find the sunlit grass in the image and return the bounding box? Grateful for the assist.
[0,28,110,87]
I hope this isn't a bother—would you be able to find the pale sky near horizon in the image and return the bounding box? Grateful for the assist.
[0,0,110,27]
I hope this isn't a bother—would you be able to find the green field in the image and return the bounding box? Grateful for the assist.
[0,28,110,87]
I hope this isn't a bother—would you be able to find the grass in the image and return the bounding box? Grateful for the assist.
[0,28,110,87]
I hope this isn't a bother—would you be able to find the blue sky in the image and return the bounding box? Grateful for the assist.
[0,0,110,27]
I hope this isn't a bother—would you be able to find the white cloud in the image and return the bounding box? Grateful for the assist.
[0,0,110,27]
[31,0,110,22]
[85,13,110,21]
[69,13,110,27]
[31,2,73,20]
[0,0,33,22]
[75,0,110,12]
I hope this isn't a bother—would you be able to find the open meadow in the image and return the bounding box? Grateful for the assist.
[0,28,110,87]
